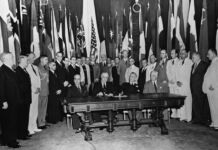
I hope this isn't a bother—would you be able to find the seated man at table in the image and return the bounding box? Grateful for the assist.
[66,74,88,132]
[122,72,140,95]
[92,72,114,123]
[143,70,168,94]
[92,72,114,97]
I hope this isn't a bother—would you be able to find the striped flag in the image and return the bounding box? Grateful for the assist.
[30,0,40,59]
[68,12,75,57]
[50,7,59,58]
[188,0,198,53]
[199,0,208,61]
[82,0,100,60]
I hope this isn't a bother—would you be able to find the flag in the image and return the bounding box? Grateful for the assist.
[50,7,59,58]
[82,0,100,60]
[188,0,198,53]
[76,16,86,57]
[148,44,153,65]
[108,15,116,59]
[20,0,30,55]
[166,0,175,55]
[156,0,163,57]
[100,16,106,58]
[9,0,22,65]
[114,12,119,57]
[175,0,185,51]
[58,6,66,56]
[68,12,75,57]
[199,0,208,61]
[64,8,72,59]
[122,9,129,51]
[30,0,40,59]
[139,6,146,60]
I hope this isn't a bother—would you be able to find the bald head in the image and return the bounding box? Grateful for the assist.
[2,53,14,67]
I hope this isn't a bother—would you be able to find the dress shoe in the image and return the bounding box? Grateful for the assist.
[38,126,47,129]
[7,143,21,148]
[34,128,42,132]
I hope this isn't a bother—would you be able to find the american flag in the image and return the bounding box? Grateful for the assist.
[90,18,97,55]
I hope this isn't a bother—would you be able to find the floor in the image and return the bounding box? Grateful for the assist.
[0,119,218,150]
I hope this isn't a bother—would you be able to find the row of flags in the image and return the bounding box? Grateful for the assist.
[0,0,217,64]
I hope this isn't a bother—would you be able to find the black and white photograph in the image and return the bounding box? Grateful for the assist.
[0,0,218,149]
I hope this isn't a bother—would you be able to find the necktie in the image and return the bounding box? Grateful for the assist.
[172,60,174,65]
[77,85,81,92]
[31,65,37,76]
[182,60,185,65]
[153,82,157,93]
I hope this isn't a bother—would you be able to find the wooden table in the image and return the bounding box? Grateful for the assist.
[67,93,185,141]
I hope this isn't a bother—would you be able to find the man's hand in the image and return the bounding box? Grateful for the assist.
[97,92,104,97]
[162,80,167,84]
[107,93,113,97]
[2,102,8,110]
[177,81,182,87]
[209,85,214,91]
[63,81,69,87]
[56,90,62,95]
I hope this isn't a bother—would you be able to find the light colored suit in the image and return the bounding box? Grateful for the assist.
[203,57,218,128]
[26,64,41,133]
[176,58,193,122]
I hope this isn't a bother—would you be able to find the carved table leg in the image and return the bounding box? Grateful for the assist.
[157,108,168,135]
[107,110,114,133]
[84,112,92,141]
[131,108,137,131]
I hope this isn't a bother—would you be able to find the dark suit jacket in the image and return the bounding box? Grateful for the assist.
[68,65,80,85]
[122,82,140,95]
[15,66,31,104]
[143,80,168,94]
[155,60,168,83]
[0,64,21,106]
[66,84,88,103]
[89,63,100,82]
[138,67,146,93]
[99,62,109,74]
[112,66,119,85]
[49,71,62,95]
[92,82,114,96]
[190,61,208,94]
[55,61,67,88]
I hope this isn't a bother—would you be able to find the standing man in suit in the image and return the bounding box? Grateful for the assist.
[67,74,88,132]
[68,56,80,85]
[76,57,85,84]
[155,49,169,93]
[47,62,62,124]
[125,58,139,82]
[26,53,42,135]
[166,49,180,118]
[55,52,69,121]
[203,49,218,129]
[15,56,31,140]
[99,54,109,75]
[143,70,168,93]
[191,52,210,125]
[0,53,21,148]
[38,56,49,129]
[118,50,129,85]
[176,49,193,122]
[81,56,91,91]
[146,55,157,82]
[138,59,148,93]
[111,58,120,91]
